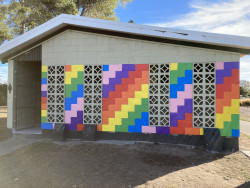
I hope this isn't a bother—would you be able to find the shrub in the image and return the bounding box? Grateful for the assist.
[240,99,250,106]
[0,84,7,106]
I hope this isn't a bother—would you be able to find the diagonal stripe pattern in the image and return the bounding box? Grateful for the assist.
[216,62,240,137]
[170,63,203,135]
[101,64,149,133]
[65,65,84,131]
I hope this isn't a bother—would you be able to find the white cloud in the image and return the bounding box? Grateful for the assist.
[0,65,8,82]
[148,0,250,81]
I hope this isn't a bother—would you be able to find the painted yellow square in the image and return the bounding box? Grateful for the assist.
[115,111,128,119]
[128,98,141,105]
[102,125,115,132]
[42,66,47,72]
[200,128,204,135]
[72,65,84,72]
[108,118,121,126]
[170,63,178,70]
[65,78,71,85]
[41,110,47,117]
[121,104,135,112]
[65,72,71,78]
[215,114,224,129]
[71,71,78,78]
[223,113,232,122]
[231,99,240,114]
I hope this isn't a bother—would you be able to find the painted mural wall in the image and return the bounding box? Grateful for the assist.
[41,62,240,137]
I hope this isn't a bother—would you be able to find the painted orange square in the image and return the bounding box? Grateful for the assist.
[123,91,135,98]
[185,128,201,135]
[109,91,122,98]
[41,97,47,104]
[41,103,47,110]
[77,124,84,131]
[133,84,142,91]
[115,97,127,105]
[135,77,146,85]
[65,65,71,72]
[170,127,185,135]
[141,71,149,79]
[135,64,149,71]
[97,125,102,131]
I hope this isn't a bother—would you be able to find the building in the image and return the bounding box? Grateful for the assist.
[0,14,249,151]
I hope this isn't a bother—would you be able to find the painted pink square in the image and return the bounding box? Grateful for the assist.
[216,62,224,70]
[142,126,156,133]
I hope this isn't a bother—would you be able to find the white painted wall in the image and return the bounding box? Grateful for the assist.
[7,60,14,129]
[42,30,240,66]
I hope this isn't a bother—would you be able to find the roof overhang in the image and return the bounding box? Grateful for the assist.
[1,14,250,63]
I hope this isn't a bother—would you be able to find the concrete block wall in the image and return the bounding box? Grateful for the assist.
[42,30,240,66]
[40,30,240,140]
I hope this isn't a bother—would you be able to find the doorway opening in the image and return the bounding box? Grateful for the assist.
[13,61,41,134]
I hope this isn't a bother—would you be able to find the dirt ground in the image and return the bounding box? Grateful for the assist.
[240,106,250,122]
[0,137,249,188]
[0,106,8,141]
[0,106,249,188]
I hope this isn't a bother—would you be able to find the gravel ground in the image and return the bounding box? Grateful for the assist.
[240,107,250,122]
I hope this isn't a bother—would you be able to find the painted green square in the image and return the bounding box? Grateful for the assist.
[41,72,47,78]
[41,117,47,123]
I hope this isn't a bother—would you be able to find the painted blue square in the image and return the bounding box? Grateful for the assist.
[232,129,240,137]
[41,78,47,84]
[103,65,109,71]
[141,112,149,126]
[41,123,53,130]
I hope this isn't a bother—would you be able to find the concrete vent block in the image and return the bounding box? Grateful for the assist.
[53,124,66,142]
[83,124,97,141]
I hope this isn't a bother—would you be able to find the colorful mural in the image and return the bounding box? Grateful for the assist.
[41,65,54,129]
[169,63,203,135]
[216,62,240,137]
[101,64,149,133]
[40,62,240,137]
[65,65,84,131]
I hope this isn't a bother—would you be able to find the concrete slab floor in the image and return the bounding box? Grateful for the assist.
[12,127,42,135]
[241,150,250,158]
[240,120,250,136]
[0,137,40,156]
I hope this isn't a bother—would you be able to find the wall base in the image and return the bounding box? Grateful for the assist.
[42,130,239,152]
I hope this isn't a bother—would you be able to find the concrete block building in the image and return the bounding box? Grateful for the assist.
[0,14,249,151]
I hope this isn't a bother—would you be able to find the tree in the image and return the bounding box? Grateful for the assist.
[128,19,134,23]
[0,84,7,106]
[0,0,133,45]
[240,80,250,97]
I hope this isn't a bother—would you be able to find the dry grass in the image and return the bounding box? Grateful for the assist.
[240,99,250,106]
[0,106,7,118]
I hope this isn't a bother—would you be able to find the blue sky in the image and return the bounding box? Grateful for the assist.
[0,63,7,83]
[0,0,250,82]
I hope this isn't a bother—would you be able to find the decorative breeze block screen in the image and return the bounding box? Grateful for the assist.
[193,63,216,128]
[149,64,170,127]
[47,66,65,123]
[83,65,102,124]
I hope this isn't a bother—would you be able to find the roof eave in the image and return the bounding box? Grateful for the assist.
[1,14,250,62]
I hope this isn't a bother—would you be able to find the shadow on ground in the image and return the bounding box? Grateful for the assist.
[0,117,8,142]
[0,139,249,188]
[0,110,249,187]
